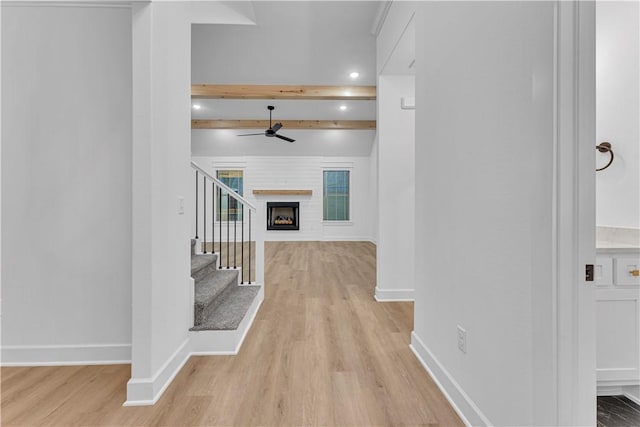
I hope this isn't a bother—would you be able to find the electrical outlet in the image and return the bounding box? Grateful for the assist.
[457,325,467,354]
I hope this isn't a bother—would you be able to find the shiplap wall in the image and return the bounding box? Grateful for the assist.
[191,156,374,241]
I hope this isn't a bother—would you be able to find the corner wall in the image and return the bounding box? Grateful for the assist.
[127,1,256,405]
[375,0,417,302]
[412,2,559,425]
[375,76,415,301]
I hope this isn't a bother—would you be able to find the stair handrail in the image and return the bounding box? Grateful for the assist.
[190,161,256,211]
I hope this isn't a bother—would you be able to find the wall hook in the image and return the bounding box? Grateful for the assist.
[596,142,614,171]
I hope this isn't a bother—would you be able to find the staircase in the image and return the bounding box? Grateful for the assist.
[189,161,264,354]
[190,239,260,331]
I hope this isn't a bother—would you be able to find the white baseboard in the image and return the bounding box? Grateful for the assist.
[374,287,414,302]
[410,331,491,427]
[625,389,640,406]
[125,284,264,405]
[124,338,191,406]
[322,236,375,242]
[1,343,131,366]
[597,383,640,406]
[190,284,263,355]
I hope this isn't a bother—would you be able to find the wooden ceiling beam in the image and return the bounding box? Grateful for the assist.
[191,84,376,100]
[192,119,376,130]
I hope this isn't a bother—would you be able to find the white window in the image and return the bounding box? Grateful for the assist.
[323,170,350,221]
[216,170,243,221]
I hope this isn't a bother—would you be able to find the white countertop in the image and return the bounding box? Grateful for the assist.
[596,240,640,249]
[596,241,640,254]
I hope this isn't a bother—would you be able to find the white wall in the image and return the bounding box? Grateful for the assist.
[1,5,132,364]
[191,129,374,157]
[128,1,258,404]
[192,2,377,86]
[412,2,559,425]
[596,1,640,229]
[376,75,415,301]
[369,135,378,243]
[191,156,373,242]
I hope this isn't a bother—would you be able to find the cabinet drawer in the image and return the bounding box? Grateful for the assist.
[595,256,613,287]
[615,257,640,286]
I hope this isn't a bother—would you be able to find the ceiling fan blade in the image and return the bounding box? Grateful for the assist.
[237,133,265,136]
[271,123,283,132]
[275,134,295,143]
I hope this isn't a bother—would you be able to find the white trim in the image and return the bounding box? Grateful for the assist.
[410,332,491,427]
[554,1,597,424]
[320,161,354,169]
[379,11,416,76]
[125,284,263,406]
[598,385,626,396]
[374,287,414,302]
[322,220,353,226]
[124,338,190,406]
[1,343,131,366]
[597,386,640,406]
[625,391,640,406]
[212,161,247,170]
[322,236,373,242]
[370,0,392,36]
[597,367,639,382]
[598,380,640,388]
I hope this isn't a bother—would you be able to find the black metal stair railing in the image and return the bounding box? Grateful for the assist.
[191,161,256,284]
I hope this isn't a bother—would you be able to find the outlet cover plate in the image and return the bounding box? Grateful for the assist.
[457,325,467,354]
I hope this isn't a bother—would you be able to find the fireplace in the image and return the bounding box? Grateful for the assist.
[267,202,299,231]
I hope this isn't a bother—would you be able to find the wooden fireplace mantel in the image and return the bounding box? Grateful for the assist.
[252,189,313,196]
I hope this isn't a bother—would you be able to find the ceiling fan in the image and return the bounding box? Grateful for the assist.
[237,105,295,143]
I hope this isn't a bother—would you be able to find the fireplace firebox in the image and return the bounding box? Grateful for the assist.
[267,202,299,231]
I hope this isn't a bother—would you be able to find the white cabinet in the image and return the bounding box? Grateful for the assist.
[615,257,640,286]
[596,249,640,394]
[595,256,613,287]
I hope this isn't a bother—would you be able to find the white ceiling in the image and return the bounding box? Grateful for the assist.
[191,1,380,157]
[192,1,378,86]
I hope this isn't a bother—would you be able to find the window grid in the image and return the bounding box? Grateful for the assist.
[323,170,350,221]
[216,170,243,222]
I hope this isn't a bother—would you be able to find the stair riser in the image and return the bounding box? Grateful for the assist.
[201,283,237,323]
[192,262,219,283]
[193,270,239,326]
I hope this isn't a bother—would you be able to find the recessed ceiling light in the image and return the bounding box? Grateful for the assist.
[339,105,347,111]
[192,104,201,110]
[349,72,359,79]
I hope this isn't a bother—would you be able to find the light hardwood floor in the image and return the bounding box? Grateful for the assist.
[1,241,462,426]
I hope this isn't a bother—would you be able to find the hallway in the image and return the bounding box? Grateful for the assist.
[1,242,462,426]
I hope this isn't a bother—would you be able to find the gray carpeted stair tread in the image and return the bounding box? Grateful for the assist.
[194,268,238,309]
[190,285,260,331]
[191,253,218,276]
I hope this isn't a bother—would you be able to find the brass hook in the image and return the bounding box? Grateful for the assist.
[596,142,614,171]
